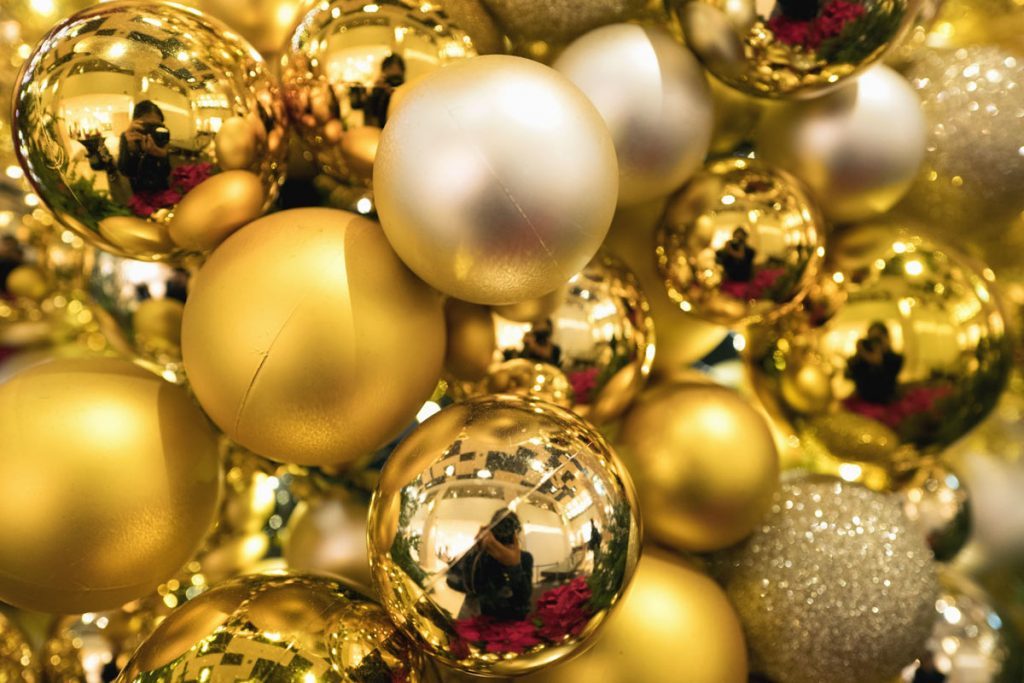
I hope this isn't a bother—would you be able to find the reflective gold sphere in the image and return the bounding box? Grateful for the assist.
[616,382,779,552]
[0,612,36,683]
[656,157,824,326]
[451,252,655,424]
[282,0,483,190]
[748,222,1012,472]
[12,1,287,260]
[374,55,619,305]
[116,573,424,683]
[670,0,924,98]
[369,395,641,676]
[0,358,221,613]
[181,208,446,468]
[899,463,970,562]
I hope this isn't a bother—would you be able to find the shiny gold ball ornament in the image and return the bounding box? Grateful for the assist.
[748,222,1012,470]
[0,612,36,683]
[451,252,655,424]
[181,208,446,468]
[369,395,641,676]
[655,157,824,326]
[899,463,970,561]
[714,478,939,683]
[670,0,923,98]
[12,0,287,261]
[518,549,748,683]
[282,0,484,190]
[0,358,220,613]
[116,573,424,683]
[616,382,779,552]
[553,23,713,206]
[374,55,619,305]
[757,65,926,222]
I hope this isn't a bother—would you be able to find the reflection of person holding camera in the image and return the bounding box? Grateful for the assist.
[350,54,406,128]
[716,227,757,283]
[846,321,903,404]
[118,100,171,194]
[519,318,562,365]
[450,510,534,621]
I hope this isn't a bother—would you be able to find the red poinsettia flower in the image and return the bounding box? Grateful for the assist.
[128,188,182,217]
[453,615,542,655]
[843,385,954,430]
[567,367,599,404]
[171,162,214,194]
[535,577,592,642]
[767,0,866,50]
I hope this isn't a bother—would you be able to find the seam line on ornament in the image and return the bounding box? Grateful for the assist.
[234,302,304,435]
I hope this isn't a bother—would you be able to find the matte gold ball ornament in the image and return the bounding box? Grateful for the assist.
[182,208,446,468]
[12,0,287,261]
[0,358,221,613]
[670,0,924,98]
[116,573,425,683]
[369,395,641,676]
[616,382,779,552]
[656,157,824,327]
[374,55,619,305]
[186,0,304,57]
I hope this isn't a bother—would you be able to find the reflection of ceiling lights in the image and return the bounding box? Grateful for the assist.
[476,468,492,479]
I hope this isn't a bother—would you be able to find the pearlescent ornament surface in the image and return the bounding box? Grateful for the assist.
[116,573,424,683]
[369,395,641,676]
[12,1,287,260]
[374,55,619,305]
[670,0,922,98]
[715,478,939,683]
[656,157,824,326]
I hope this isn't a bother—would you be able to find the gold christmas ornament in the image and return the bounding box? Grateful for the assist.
[5,265,49,301]
[477,0,660,51]
[492,287,567,324]
[374,55,619,305]
[656,157,824,326]
[757,65,926,223]
[451,252,655,425]
[12,0,287,261]
[166,170,266,252]
[369,395,641,676]
[669,0,923,98]
[0,612,36,683]
[553,23,713,206]
[708,74,765,156]
[0,358,221,613]
[185,0,304,57]
[616,382,779,552]
[443,299,497,383]
[116,573,424,683]
[181,208,446,468]
[899,463,970,561]
[748,222,1012,471]
[518,549,748,683]
[714,478,939,683]
[282,0,485,190]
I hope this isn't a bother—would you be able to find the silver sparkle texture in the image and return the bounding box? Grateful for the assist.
[715,479,939,683]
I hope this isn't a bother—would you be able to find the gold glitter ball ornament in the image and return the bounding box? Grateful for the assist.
[669,0,924,98]
[116,573,425,683]
[0,612,36,683]
[368,395,641,676]
[714,478,939,683]
[655,157,824,326]
[12,1,288,261]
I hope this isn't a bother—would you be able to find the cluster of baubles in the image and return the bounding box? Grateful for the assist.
[1,0,1023,681]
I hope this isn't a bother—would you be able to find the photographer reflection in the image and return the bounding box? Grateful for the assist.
[350,54,406,128]
[716,227,757,283]
[846,322,903,404]
[516,319,562,365]
[118,100,172,195]
[449,510,534,621]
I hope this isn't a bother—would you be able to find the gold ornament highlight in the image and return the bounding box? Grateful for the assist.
[656,157,824,326]
[553,23,713,206]
[616,382,779,552]
[374,55,619,305]
[757,65,926,222]
[899,463,971,561]
[670,0,923,98]
[12,1,287,260]
[748,222,1011,471]
[182,208,446,468]
[369,395,641,676]
[116,573,424,683]
[0,612,36,683]
[0,358,221,613]
[714,478,939,683]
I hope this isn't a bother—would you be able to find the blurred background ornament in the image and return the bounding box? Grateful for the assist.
[894,44,1024,275]
[656,157,824,327]
[0,612,36,683]
[443,299,497,383]
[708,75,765,156]
[516,548,748,683]
[553,23,713,206]
[117,573,424,683]
[450,252,655,425]
[899,462,970,561]
[748,221,1012,474]
[923,0,1024,49]
[182,208,446,468]
[373,55,618,305]
[669,0,924,98]
[369,395,641,676]
[885,0,945,64]
[757,65,926,223]
[714,478,939,683]
[12,1,287,260]
[0,358,220,613]
[898,570,1024,683]
[282,0,489,192]
[615,382,779,552]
